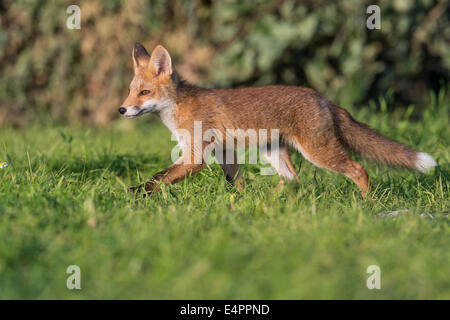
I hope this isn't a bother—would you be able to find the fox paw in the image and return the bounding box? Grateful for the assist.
[128,184,154,198]
[128,185,143,196]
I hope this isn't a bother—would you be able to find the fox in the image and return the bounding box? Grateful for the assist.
[119,43,437,197]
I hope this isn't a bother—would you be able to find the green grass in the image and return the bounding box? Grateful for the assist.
[0,93,449,299]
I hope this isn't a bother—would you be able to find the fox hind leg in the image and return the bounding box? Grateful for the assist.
[261,144,299,193]
[219,149,244,190]
[291,137,370,197]
[342,160,370,197]
[281,147,300,183]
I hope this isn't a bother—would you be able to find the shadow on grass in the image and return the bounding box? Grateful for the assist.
[46,153,162,177]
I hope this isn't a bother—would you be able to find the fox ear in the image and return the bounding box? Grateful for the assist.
[149,45,172,77]
[133,42,150,71]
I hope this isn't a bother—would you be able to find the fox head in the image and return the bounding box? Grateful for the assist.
[119,43,175,118]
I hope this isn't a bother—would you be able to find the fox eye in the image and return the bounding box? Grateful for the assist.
[139,90,151,96]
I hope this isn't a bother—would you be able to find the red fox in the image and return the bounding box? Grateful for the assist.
[119,43,436,197]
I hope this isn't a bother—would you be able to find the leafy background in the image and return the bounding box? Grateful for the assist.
[0,0,449,126]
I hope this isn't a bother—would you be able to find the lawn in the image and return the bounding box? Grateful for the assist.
[0,93,448,299]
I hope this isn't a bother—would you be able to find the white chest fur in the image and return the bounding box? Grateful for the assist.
[157,103,177,134]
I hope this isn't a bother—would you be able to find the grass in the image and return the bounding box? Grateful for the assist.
[0,92,449,299]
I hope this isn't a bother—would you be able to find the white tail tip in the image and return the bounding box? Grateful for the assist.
[415,152,437,172]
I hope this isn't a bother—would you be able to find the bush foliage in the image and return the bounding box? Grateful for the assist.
[0,0,448,126]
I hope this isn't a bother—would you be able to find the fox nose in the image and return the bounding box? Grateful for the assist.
[118,107,126,115]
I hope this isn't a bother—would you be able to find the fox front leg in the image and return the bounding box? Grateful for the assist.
[218,149,245,191]
[129,162,206,196]
[128,139,208,197]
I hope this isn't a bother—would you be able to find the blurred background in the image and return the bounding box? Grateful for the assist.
[0,0,448,127]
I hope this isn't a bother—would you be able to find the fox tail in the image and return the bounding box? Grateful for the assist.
[333,106,437,172]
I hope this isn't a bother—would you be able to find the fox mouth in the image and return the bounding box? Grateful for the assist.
[123,109,145,118]
[122,106,153,118]
[120,99,172,118]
